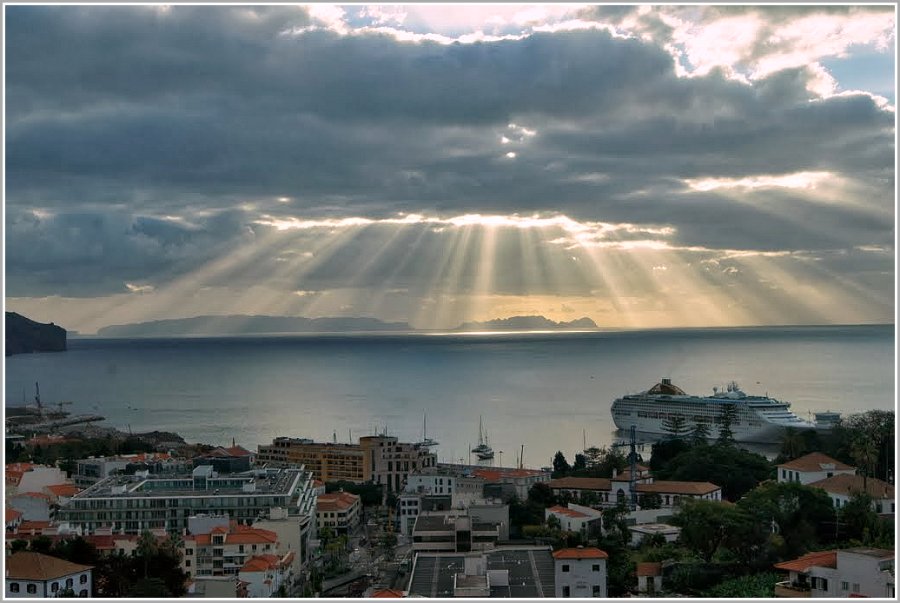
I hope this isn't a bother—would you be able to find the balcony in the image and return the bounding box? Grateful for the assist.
[774,581,811,598]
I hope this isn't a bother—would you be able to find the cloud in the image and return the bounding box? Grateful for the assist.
[4,5,894,327]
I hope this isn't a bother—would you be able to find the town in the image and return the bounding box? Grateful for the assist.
[4,408,894,598]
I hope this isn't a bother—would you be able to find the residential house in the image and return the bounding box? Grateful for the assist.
[774,547,895,598]
[5,464,67,497]
[238,552,295,597]
[5,551,92,598]
[777,452,856,486]
[808,474,895,514]
[636,562,664,595]
[182,516,280,579]
[316,491,361,534]
[553,546,609,598]
[545,504,603,536]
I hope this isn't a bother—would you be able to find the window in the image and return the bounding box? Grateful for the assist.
[9,583,19,593]
[592,564,600,572]
[781,469,786,479]
[562,564,570,573]
[79,589,88,597]
[27,584,37,594]
[852,584,860,593]
[592,585,601,596]
[52,582,60,592]
[819,578,828,591]
[841,581,849,591]
[185,559,191,567]
[185,548,194,556]
[66,578,74,588]
[562,586,570,597]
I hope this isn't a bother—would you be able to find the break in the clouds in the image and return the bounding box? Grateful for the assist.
[4,4,896,333]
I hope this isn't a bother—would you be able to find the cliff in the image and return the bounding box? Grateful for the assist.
[5,312,68,356]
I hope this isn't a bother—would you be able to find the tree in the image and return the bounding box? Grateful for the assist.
[690,422,711,445]
[552,451,571,477]
[10,539,29,553]
[838,492,879,544]
[662,414,689,439]
[850,433,879,490]
[572,453,587,472]
[670,499,745,562]
[780,427,807,460]
[737,481,836,558]
[716,403,737,446]
[30,536,53,554]
[653,444,772,502]
[639,492,662,510]
[702,572,779,598]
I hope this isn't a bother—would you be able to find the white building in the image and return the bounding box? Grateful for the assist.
[545,504,603,535]
[777,452,856,486]
[5,552,93,598]
[774,547,895,598]
[553,546,608,598]
[182,516,280,579]
[808,474,895,514]
[628,523,681,547]
[238,552,295,597]
[316,491,361,534]
[5,464,68,497]
[253,506,317,573]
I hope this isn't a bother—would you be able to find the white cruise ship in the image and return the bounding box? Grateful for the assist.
[611,378,817,443]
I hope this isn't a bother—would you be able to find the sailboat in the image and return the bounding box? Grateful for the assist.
[472,416,494,460]
[417,412,438,448]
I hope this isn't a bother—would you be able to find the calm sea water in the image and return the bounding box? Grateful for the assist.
[4,325,894,467]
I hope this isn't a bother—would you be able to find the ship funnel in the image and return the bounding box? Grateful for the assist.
[661,378,672,386]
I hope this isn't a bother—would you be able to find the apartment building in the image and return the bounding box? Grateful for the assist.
[181,515,279,579]
[316,491,362,534]
[774,547,895,598]
[57,466,316,534]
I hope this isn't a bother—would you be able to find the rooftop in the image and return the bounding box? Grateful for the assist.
[553,547,609,560]
[5,551,93,581]
[547,505,591,519]
[636,480,721,495]
[548,477,612,491]
[809,474,895,499]
[840,547,895,560]
[774,550,838,573]
[637,562,663,577]
[370,588,405,598]
[778,452,855,472]
[317,491,360,512]
[408,547,555,598]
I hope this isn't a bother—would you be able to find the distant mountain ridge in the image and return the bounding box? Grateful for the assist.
[97,315,411,337]
[96,314,599,337]
[5,312,67,355]
[455,315,598,331]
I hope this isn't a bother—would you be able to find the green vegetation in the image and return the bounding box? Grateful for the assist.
[701,571,779,597]
[6,435,157,475]
[324,480,383,507]
[652,441,772,501]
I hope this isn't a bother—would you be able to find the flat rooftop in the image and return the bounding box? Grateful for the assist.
[408,547,555,598]
[71,467,305,499]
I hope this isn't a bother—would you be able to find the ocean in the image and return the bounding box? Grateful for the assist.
[4,325,894,467]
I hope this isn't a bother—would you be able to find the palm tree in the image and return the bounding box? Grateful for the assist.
[851,434,878,491]
[780,428,807,460]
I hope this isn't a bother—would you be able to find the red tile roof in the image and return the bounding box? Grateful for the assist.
[5,552,92,580]
[809,474,894,499]
[16,491,53,500]
[317,491,360,512]
[371,588,406,597]
[636,481,720,495]
[45,484,81,497]
[6,508,23,523]
[471,468,546,481]
[553,547,609,560]
[226,445,254,457]
[774,550,837,573]
[240,554,281,573]
[778,452,854,472]
[547,505,591,519]
[637,562,662,577]
[548,477,612,491]
[16,520,53,533]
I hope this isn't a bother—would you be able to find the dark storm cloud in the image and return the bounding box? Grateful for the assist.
[5,5,894,297]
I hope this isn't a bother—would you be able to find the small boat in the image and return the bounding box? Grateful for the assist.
[472,415,494,460]
[417,412,438,447]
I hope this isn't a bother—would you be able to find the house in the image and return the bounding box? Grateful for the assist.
[808,474,895,514]
[6,508,24,532]
[553,546,609,598]
[548,474,721,510]
[777,452,856,486]
[252,505,318,573]
[636,561,663,595]
[238,552,294,597]
[468,466,552,500]
[182,516,280,579]
[628,523,681,547]
[5,464,67,497]
[43,484,81,506]
[545,504,603,536]
[316,491,361,534]
[5,551,93,598]
[774,547,895,598]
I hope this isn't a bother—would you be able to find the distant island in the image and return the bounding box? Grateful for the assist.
[455,315,598,331]
[96,314,599,337]
[5,312,68,356]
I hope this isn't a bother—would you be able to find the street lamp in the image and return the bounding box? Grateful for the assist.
[498,451,503,467]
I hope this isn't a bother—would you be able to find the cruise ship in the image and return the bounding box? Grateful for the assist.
[610,378,818,444]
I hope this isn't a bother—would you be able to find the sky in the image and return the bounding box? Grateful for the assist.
[4,4,897,334]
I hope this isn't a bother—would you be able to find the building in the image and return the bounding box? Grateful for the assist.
[258,435,436,491]
[359,435,437,492]
[808,474,895,514]
[407,546,556,597]
[238,552,295,597]
[6,508,24,532]
[5,464,67,497]
[7,493,51,522]
[252,506,317,573]
[553,547,608,598]
[637,562,664,595]
[463,466,551,500]
[316,491,361,534]
[777,452,856,485]
[548,477,612,501]
[548,474,721,509]
[182,516,279,579]
[411,512,504,553]
[73,453,188,488]
[545,504,603,536]
[5,551,93,598]
[628,523,681,547]
[774,547,895,598]
[58,465,315,534]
